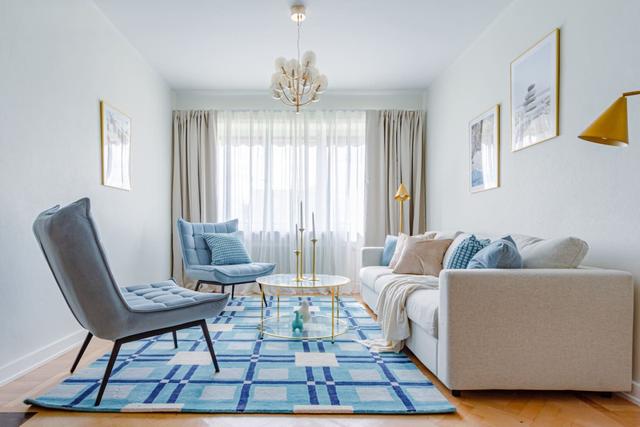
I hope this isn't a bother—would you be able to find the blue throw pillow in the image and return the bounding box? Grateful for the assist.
[381,235,398,266]
[203,232,252,265]
[467,235,523,269]
[445,235,490,269]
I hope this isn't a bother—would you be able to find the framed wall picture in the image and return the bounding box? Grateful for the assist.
[100,101,131,190]
[470,105,500,193]
[511,28,559,151]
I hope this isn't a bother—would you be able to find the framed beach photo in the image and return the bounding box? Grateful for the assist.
[470,105,500,193]
[511,29,559,151]
[100,101,131,190]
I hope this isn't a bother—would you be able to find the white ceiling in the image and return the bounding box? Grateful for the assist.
[94,0,513,91]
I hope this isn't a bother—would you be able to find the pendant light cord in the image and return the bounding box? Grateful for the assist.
[297,18,301,65]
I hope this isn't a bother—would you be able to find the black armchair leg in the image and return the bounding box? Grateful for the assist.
[200,320,220,372]
[95,340,122,406]
[70,332,93,373]
[231,285,235,299]
[195,280,203,292]
[172,330,178,348]
[258,284,267,306]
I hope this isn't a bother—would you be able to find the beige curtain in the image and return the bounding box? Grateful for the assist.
[364,110,426,245]
[171,110,217,286]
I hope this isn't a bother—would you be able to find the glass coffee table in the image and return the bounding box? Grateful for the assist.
[256,274,350,342]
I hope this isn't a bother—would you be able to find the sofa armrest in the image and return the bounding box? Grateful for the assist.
[361,247,384,267]
[437,268,634,391]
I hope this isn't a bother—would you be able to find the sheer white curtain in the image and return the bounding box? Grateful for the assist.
[215,110,366,293]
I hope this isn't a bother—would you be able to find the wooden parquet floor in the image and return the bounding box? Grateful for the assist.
[1,297,638,426]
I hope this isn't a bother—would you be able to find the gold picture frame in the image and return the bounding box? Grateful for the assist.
[100,100,131,190]
[510,28,560,152]
[470,105,500,193]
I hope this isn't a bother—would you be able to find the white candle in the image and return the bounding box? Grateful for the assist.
[299,201,303,229]
[312,212,316,239]
[295,224,299,250]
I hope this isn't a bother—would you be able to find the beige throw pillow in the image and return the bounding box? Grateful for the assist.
[389,233,429,269]
[393,237,453,276]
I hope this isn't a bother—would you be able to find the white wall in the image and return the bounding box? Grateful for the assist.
[0,0,172,384]
[174,90,424,111]
[425,0,640,387]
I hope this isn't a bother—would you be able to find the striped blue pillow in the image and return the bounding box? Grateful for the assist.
[203,232,252,265]
[445,235,490,269]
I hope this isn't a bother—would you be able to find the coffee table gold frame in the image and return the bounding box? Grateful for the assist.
[256,274,349,342]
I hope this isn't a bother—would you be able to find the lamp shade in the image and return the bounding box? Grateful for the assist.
[394,183,410,201]
[578,96,628,146]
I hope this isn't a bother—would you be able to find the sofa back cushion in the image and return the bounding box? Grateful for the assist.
[468,235,523,269]
[392,237,453,275]
[512,234,589,268]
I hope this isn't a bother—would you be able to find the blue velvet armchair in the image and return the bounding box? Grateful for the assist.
[176,218,275,304]
[33,199,228,406]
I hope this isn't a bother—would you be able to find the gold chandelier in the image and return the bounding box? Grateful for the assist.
[270,5,328,112]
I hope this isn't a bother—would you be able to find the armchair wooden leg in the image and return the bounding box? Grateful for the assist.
[70,332,93,373]
[172,330,178,349]
[95,340,122,406]
[199,320,220,372]
[231,285,235,299]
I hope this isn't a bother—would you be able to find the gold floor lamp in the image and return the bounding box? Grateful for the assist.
[579,90,640,146]
[394,183,411,234]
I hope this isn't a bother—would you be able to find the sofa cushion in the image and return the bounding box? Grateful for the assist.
[468,235,523,269]
[512,234,589,268]
[359,266,394,290]
[381,235,398,266]
[406,288,440,337]
[445,235,490,269]
[443,233,470,267]
[388,233,409,268]
[393,237,452,275]
[371,274,440,337]
[374,273,439,294]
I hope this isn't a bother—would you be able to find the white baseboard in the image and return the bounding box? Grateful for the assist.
[0,329,85,387]
[618,381,640,406]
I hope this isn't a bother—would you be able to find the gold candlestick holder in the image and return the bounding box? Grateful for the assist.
[293,249,303,282]
[293,226,306,282]
[310,238,319,281]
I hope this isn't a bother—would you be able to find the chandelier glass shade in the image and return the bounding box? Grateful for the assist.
[271,5,327,112]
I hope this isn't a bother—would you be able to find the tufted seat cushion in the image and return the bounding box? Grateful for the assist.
[120,280,227,311]
[187,262,276,284]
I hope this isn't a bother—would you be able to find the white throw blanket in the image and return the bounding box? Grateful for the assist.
[360,275,439,352]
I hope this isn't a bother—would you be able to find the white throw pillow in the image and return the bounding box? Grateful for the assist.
[513,234,589,268]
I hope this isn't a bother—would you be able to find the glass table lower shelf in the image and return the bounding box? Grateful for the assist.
[260,313,349,340]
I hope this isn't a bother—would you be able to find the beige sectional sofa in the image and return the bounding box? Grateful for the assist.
[360,232,634,395]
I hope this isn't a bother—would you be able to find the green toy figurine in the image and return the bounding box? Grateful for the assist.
[292,311,304,333]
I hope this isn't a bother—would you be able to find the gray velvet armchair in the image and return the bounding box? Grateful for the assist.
[32,198,229,406]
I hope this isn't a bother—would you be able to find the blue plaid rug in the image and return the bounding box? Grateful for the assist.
[26,297,455,414]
